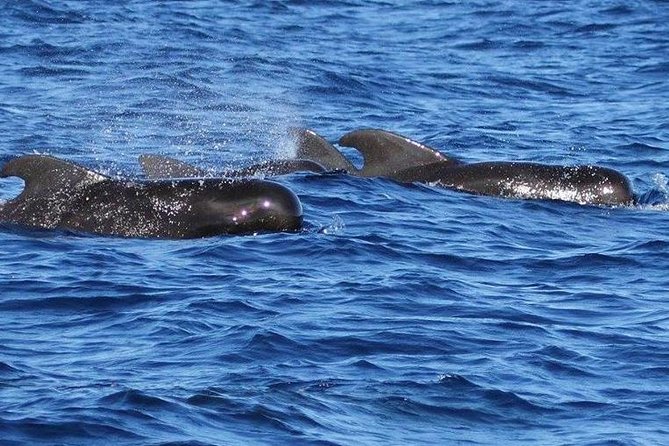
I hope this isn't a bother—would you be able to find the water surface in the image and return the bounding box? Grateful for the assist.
[1,1,668,445]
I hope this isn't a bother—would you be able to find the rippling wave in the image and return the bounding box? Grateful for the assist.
[1,1,668,445]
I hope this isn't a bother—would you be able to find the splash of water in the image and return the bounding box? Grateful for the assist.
[318,214,345,235]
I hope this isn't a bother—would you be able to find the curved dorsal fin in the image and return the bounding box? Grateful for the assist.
[338,129,458,177]
[0,155,107,199]
[139,154,208,179]
[291,128,358,173]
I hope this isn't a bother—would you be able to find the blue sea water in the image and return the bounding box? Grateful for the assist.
[1,0,669,444]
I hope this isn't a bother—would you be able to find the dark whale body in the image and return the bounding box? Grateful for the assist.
[137,128,634,206]
[336,129,634,206]
[138,154,327,179]
[138,129,351,180]
[0,155,303,238]
[390,161,632,206]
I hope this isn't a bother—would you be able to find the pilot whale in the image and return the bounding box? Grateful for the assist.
[0,155,303,238]
[138,154,328,179]
[139,128,634,206]
[334,129,634,206]
[138,129,343,180]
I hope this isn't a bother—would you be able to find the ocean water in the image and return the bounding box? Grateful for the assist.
[1,1,668,444]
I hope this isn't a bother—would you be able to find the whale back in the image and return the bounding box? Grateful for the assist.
[139,129,350,179]
[338,129,460,177]
[0,155,110,228]
[139,154,208,179]
[393,161,634,206]
[292,128,358,173]
[139,155,326,179]
[232,159,327,177]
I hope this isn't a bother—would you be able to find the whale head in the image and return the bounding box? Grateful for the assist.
[189,179,304,236]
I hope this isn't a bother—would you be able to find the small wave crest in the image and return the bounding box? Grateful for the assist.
[635,173,669,209]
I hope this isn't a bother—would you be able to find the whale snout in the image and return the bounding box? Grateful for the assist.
[228,180,303,234]
[182,179,303,237]
[586,167,634,206]
[251,185,304,232]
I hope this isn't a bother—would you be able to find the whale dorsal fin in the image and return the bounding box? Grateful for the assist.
[338,129,458,177]
[139,154,208,179]
[291,128,358,173]
[0,155,108,199]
